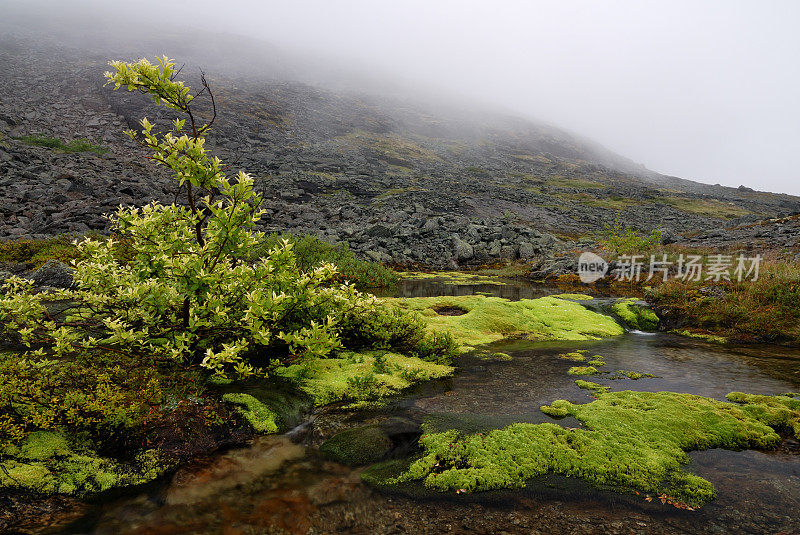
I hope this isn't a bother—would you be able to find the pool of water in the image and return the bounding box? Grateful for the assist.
[45,280,800,534]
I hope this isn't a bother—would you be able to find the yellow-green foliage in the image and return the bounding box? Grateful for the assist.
[0,432,165,495]
[388,391,800,507]
[222,393,278,433]
[275,351,453,406]
[587,359,606,366]
[567,366,599,376]
[387,295,624,350]
[612,298,659,331]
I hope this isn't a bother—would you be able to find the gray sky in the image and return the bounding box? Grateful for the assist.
[7,0,800,194]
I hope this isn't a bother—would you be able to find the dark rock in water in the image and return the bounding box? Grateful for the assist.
[28,260,75,289]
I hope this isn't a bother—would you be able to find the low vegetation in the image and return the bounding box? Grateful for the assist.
[649,256,800,344]
[375,390,800,508]
[15,135,107,155]
[388,295,624,350]
[0,57,451,498]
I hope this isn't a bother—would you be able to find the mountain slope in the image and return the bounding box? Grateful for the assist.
[1,28,798,267]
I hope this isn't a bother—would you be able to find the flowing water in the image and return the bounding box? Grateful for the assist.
[46,278,800,534]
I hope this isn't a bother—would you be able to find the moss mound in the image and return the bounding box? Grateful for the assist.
[320,425,393,465]
[380,391,800,507]
[567,366,599,376]
[275,351,453,406]
[388,295,624,350]
[0,432,166,495]
[611,298,659,331]
[222,393,279,433]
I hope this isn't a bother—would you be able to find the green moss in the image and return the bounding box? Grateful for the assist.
[574,380,610,394]
[615,370,655,380]
[587,359,606,367]
[395,271,506,286]
[319,424,393,465]
[388,295,624,351]
[553,293,593,301]
[611,298,659,331]
[0,432,167,495]
[559,352,586,362]
[726,392,800,437]
[275,351,453,406]
[474,351,513,361]
[670,329,728,344]
[383,391,799,507]
[567,366,599,376]
[222,393,279,434]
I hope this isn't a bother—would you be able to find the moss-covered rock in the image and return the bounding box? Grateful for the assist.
[376,391,800,507]
[388,295,624,350]
[611,298,659,331]
[222,393,279,434]
[320,417,421,466]
[320,425,393,465]
[275,351,453,406]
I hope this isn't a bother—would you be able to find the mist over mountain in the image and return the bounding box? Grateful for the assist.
[2,6,799,267]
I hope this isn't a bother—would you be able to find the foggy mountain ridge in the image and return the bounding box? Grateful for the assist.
[1,20,799,267]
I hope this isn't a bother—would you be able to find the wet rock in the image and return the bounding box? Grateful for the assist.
[28,260,75,289]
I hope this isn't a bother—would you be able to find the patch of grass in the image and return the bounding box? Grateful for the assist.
[335,129,441,164]
[657,196,750,219]
[381,390,800,508]
[587,359,606,366]
[0,236,81,268]
[544,176,607,189]
[387,295,624,351]
[16,135,107,155]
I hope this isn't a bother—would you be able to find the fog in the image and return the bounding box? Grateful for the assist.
[4,0,800,195]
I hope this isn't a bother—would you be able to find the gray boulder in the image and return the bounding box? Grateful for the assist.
[29,260,75,289]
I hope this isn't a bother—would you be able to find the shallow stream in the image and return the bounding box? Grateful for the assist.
[48,278,800,534]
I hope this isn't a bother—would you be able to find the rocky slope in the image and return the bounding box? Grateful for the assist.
[1,28,799,268]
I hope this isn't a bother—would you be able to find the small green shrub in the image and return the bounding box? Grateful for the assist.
[251,233,398,289]
[600,214,662,255]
